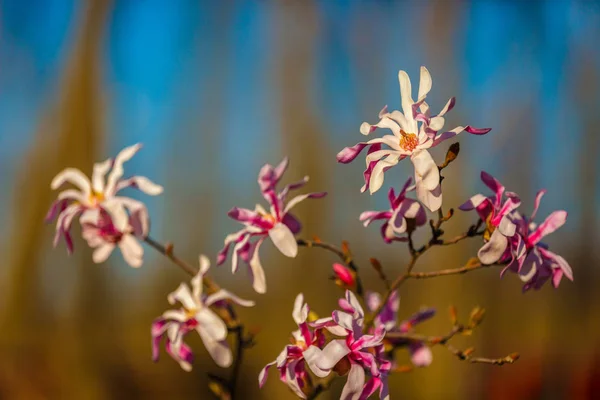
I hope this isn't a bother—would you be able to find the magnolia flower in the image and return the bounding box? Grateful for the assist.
[152,255,254,370]
[459,171,521,265]
[259,294,329,398]
[366,291,436,367]
[80,207,144,267]
[307,291,391,400]
[332,263,356,289]
[360,177,426,243]
[337,66,490,211]
[503,190,573,291]
[217,158,326,293]
[46,143,163,253]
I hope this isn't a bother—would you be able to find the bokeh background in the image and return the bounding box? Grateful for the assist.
[1,0,600,399]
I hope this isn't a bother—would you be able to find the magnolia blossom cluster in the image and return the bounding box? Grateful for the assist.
[152,255,254,370]
[217,157,326,293]
[46,143,163,267]
[259,290,437,399]
[337,66,490,211]
[43,65,576,400]
[460,171,573,291]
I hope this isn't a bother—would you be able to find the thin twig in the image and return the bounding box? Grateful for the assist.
[408,260,490,279]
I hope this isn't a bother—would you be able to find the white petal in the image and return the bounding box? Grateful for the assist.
[519,251,540,282]
[411,150,439,191]
[292,293,308,325]
[416,180,443,212]
[369,154,400,194]
[51,168,91,195]
[119,235,143,267]
[340,363,366,400]
[398,70,415,128]
[316,339,351,370]
[195,308,228,341]
[57,189,86,203]
[417,66,432,100]
[205,289,255,308]
[191,264,204,301]
[268,223,298,258]
[104,143,142,196]
[92,158,112,193]
[92,243,115,263]
[162,309,187,322]
[249,238,267,294]
[168,283,197,310]
[197,326,232,368]
[478,230,508,265]
[115,176,163,195]
[498,215,516,237]
[303,346,331,378]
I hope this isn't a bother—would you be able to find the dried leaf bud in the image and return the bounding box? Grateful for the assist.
[443,142,460,166]
[449,305,458,325]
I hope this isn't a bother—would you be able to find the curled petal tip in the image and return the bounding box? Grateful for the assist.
[465,126,492,135]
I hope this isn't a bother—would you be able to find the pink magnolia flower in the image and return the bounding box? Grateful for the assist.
[332,263,356,288]
[459,171,521,265]
[80,206,144,267]
[152,255,254,370]
[359,177,426,243]
[503,190,573,291]
[366,291,436,367]
[306,291,391,400]
[46,143,163,253]
[337,66,490,212]
[217,158,326,293]
[259,293,330,398]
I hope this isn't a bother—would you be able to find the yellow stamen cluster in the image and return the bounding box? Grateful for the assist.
[87,191,105,206]
[399,130,418,152]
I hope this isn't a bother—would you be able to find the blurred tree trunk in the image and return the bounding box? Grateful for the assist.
[0,0,111,397]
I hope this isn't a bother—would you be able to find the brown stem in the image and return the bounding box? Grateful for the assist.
[408,261,489,279]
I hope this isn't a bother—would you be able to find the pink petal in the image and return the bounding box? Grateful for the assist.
[530,189,546,220]
[528,210,567,245]
[480,171,505,206]
[337,143,370,164]
[410,344,433,367]
[465,125,492,135]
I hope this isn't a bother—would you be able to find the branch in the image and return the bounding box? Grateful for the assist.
[408,260,492,279]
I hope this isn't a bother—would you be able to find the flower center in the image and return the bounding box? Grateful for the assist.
[88,191,105,206]
[484,212,496,241]
[399,130,418,152]
[259,212,277,225]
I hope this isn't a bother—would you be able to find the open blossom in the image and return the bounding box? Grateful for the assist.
[152,255,254,370]
[46,143,163,254]
[306,291,391,400]
[80,206,144,267]
[459,171,521,265]
[337,66,490,212]
[360,177,426,243]
[366,291,436,367]
[217,158,326,294]
[503,190,573,291]
[259,293,330,398]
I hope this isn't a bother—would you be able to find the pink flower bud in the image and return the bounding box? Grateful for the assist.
[332,263,355,287]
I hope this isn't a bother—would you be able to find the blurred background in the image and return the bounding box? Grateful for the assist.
[1,0,599,399]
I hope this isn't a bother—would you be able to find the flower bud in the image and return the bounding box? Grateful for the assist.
[332,263,356,288]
